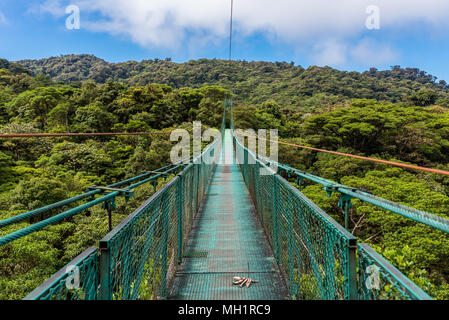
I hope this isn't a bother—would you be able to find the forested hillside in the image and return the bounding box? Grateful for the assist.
[17,54,449,113]
[0,58,226,299]
[1,55,449,299]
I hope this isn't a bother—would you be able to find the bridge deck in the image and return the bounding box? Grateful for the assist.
[169,130,288,300]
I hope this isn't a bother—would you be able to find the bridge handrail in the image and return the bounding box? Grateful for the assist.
[97,124,223,299]
[0,163,177,229]
[23,247,98,300]
[232,128,433,300]
[357,243,432,300]
[19,103,227,300]
[233,128,449,234]
[0,163,186,246]
[233,131,358,299]
[233,133,356,238]
[267,159,449,234]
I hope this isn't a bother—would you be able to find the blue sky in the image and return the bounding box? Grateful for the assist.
[1,0,449,82]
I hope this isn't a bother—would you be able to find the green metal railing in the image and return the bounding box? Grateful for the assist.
[21,108,226,300]
[233,132,357,299]
[23,150,221,300]
[9,101,437,300]
[357,243,432,300]
[356,244,432,300]
[0,164,185,246]
[253,156,445,300]
[98,158,217,299]
[98,111,224,300]
[24,247,99,300]
[232,128,433,300]
[271,160,449,234]
[0,164,175,229]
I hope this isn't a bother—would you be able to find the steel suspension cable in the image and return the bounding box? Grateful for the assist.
[229,0,233,62]
[226,0,234,115]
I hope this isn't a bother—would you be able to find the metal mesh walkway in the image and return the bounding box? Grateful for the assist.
[15,108,437,300]
[169,130,288,300]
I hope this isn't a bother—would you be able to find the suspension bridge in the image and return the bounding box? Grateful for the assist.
[0,105,446,300]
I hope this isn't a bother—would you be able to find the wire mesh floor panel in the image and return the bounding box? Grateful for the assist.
[170,272,286,300]
[169,130,288,300]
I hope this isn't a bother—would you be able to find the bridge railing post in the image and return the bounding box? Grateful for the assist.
[160,197,169,299]
[244,148,249,182]
[347,238,358,300]
[99,240,112,300]
[196,163,200,208]
[272,177,279,262]
[177,174,184,264]
[287,202,295,296]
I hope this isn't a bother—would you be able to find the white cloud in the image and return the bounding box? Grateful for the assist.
[35,0,449,64]
[310,38,399,67]
[30,0,67,17]
[350,38,398,65]
[313,40,348,66]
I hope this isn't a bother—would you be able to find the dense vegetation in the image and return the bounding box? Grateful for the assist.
[0,58,226,299]
[234,100,449,299]
[1,55,449,299]
[18,54,449,113]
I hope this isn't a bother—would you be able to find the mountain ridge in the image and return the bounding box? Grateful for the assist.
[14,54,449,110]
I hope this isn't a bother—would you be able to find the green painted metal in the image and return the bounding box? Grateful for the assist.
[94,116,225,300]
[357,243,432,300]
[18,101,437,300]
[161,192,169,298]
[234,130,433,299]
[98,171,180,299]
[338,194,352,231]
[99,241,111,300]
[0,164,175,229]
[169,129,288,300]
[0,164,184,246]
[347,239,358,300]
[178,172,184,264]
[233,131,358,300]
[18,159,202,300]
[272,178,279,263]
[24,247,98,300]
[272,160,449,235]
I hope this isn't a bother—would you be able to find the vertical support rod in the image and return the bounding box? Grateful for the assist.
[324,228,337,300]
[273,178,279,262]
[347,238,358,300]
[287,205,295,296]
[339,195,352,231]
[196,163,200,206]
[244,148,249,183]
[257,163,263,226]
[190,169,194,219]
[344,205,349,231]
[99,241,112,300]
[160,199,168,298]
[177,174,183,264]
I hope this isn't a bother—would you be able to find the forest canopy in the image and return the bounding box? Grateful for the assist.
[1,56,449,299]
